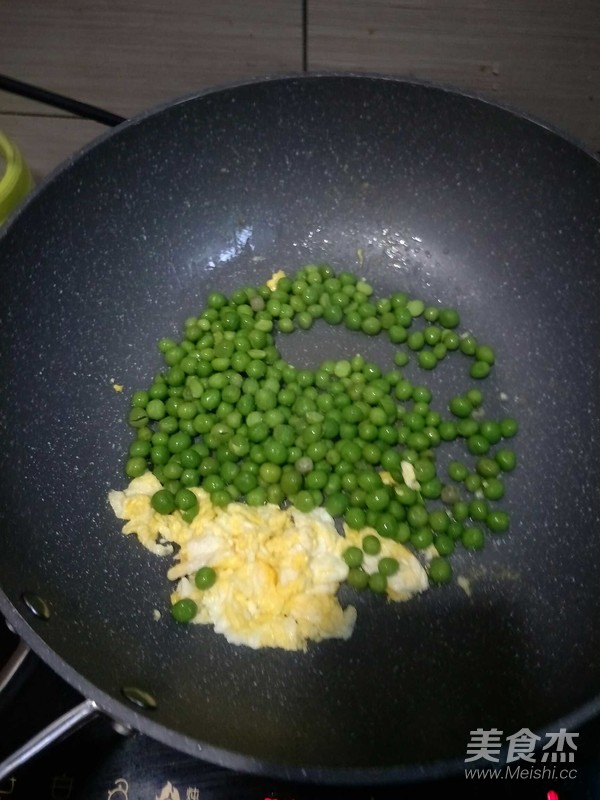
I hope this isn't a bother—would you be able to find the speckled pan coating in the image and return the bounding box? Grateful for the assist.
[0,75,599,784]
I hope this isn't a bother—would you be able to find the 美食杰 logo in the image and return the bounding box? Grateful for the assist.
[464,727,578,780]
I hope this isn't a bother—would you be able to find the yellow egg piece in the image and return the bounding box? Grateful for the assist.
[110,471,429,651]
[109,475,357,651]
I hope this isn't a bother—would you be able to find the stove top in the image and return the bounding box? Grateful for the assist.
[2,623,599,800]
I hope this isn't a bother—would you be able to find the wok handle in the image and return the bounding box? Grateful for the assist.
[0,698,99,782]
[0,73,126,127]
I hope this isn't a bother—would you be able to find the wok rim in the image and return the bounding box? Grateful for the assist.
[1,71,599,785]
[4,589,600,786]
[1,71,598,235]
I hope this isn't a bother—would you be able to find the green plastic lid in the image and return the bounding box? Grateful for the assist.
[0,131,34,225]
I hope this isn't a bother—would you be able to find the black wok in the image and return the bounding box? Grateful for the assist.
[0,75,599,785]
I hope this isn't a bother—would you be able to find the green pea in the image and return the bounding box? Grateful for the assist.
[378,557,399,576]
[128,407,149,428]
[476,457,501,478]
[449,396,472,418]
[125,457,147,478]
[475,345,495,364]
[395,379,413,400]
[180,505,199,524]
[393,350,410,367]
[438,421,458,441]
[361,316,382,336]
[469,499,489,521]
[406,299,425,317]
[365,488,390,512]
[441,484,460,505]
[344,506,367,531]
[433,533,455,556]
[246,486,267,506]
[147,399,166,420]
[259,462,282,485]
[168,431,192,453]
[343,546,363,568]
[443,331,461,350]
[438,308,460,329]
[293,490,316,513]
[234,470,258,494]
[483,477,505,501]
[467,434,490,456]
[362,534,381,555]
[375,513,397,539]
[500,418,519,438]
[407,504,429,529]
[180,448,201,469]
[496,449,517,471]
[486,510,510,534]
[413,459,436,482]
[418,351,437,370]
[423,326,441,345]
[180,469,200,487]
[423,478,443,500]
[428,557,453,584]
[305,470,328,490]
[368,573,388,594]
[411,527,433,549]
[407,432,429,452]
[464,473,482,493]
[457,418,479,438]
[347,567,369,590]
[479,420,502,444]
[394,522,411,543]
[467,389,483,408]
[462,526,485,550]
[171,598,198,623]
[395,484,418,506]
[151,489,175,514]
[470,361,491,379]
[447,520,464,540]
[129,439,151,458]
[407,331,425,351]
[448,461,469,482]
[429,510,449,533]
[194,566,217,590]
[389,325,408,344]
[149,381,169,400]
[452,501,469,521]
[163,461,183,480]
[459,334,477,356]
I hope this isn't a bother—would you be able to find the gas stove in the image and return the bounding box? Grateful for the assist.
[1,623,599,800]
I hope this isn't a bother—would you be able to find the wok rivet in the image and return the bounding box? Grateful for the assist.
[121,686,157,710]
[112,721,133,736]
[21,592,51,620]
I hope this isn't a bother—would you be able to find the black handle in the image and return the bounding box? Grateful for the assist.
[0,74,126,127]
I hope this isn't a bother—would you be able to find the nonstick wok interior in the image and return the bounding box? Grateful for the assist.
[0,76,599,783]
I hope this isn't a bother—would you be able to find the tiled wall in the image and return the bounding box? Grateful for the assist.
[1,0,598,178]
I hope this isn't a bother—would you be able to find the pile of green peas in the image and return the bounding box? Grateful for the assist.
[125,264,517,590]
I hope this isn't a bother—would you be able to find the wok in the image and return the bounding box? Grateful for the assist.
[0,74,599,785]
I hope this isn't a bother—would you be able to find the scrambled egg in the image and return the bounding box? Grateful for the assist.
[109,473,356,651]
[265,269,286,290]
[108,467,429,651]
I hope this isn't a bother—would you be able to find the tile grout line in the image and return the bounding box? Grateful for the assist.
[302,0,308,72]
